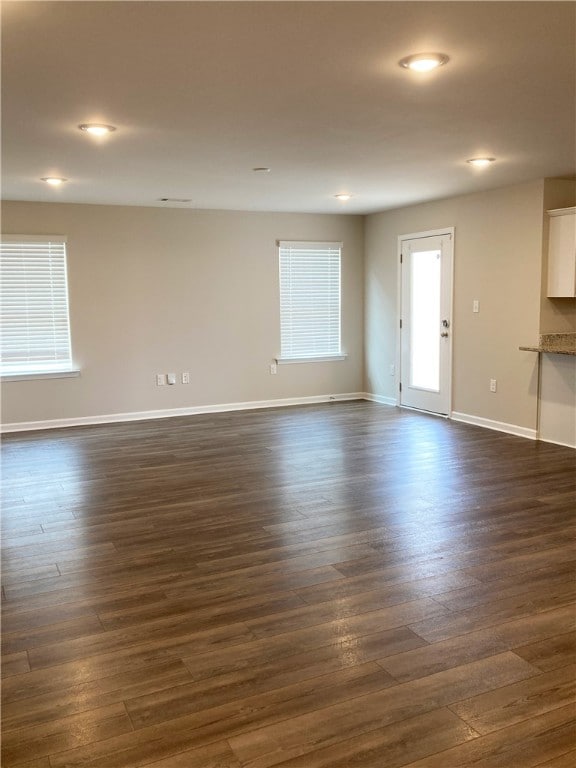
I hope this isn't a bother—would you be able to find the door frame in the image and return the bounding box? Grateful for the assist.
[396,227,455,415]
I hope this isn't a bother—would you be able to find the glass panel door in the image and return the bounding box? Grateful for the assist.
[400,232,453,415]
[410,249,441,391]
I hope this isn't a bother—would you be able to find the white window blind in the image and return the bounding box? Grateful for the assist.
[0,235,74,375]
[278,240,342,361]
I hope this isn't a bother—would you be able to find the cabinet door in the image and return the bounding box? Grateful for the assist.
[547,208,576,298]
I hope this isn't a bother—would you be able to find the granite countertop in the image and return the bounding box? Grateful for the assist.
[519,333,576,356]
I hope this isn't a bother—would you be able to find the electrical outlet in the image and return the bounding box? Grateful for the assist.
[167,373,176,385]
[156,374,167,386]
[269,363,277,375]
[473,299,480,313]
[182,371,190,384]
[490,378,497,393]
[389,363,395,376]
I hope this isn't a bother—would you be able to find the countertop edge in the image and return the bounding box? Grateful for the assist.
[519,346,576,356]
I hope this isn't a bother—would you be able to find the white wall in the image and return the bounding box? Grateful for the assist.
[365,181,545,432]
[539,355,576,448]
[0,202,364,426]
[3,179,572,434]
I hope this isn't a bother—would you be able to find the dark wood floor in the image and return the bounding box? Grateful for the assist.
[1,401,575,767]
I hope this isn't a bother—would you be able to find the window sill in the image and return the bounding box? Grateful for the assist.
[0,369,81,382]
[276,355,348,365]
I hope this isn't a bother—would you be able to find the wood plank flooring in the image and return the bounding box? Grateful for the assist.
[1,401,575,767]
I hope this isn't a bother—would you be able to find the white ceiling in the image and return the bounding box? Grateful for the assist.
[2,1,575,214]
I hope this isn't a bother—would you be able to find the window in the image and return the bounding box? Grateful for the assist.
[278,240,345,362]
[0,235,76,378]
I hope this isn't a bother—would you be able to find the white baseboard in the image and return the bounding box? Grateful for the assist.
[537,436,576,450]
[451,411,537,441]
[0,392,365,433]
[0,398,548,445]
[362,392,397,406]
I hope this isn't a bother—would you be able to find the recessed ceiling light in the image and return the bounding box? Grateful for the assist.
[467,157,496,168]
[78,123,116,136]
[252,167,271,173]
[334,194,352,201]
[41,177,67,186]
[399,53,449,72]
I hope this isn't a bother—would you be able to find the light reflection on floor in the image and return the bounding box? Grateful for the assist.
[264,407,465,557]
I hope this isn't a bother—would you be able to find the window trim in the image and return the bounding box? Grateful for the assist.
[0,234,77,378]
[275,354,348,365]
[0,369,80,382]
[277,239,344,363]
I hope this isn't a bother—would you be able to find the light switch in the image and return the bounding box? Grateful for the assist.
[473,299,480,313]
[167,373,176,385]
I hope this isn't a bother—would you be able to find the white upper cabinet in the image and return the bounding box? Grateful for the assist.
[547,207,576,298]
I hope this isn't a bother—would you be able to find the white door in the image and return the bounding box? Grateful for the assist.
[400,232,453,415]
